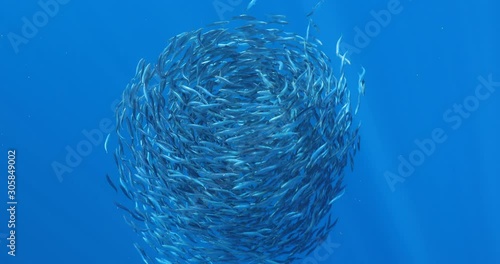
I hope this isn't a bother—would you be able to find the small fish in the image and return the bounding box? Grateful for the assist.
[335,36,343,56]
[134,243,154,264]
[358,66,366,95]
[328,189,345,205]
[104,133,110,154]
[232,14,256,21]
[246,0,257,10]
[106,174,117,192]
[306,0,325,17]
[207,20,230,27]
[355,67,366,114]
[135,58,146,77]
[214,75,235,85]
[118,180,133,200]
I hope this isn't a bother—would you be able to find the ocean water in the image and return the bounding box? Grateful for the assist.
[0,0,499,263]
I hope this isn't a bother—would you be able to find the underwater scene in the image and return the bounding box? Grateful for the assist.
[0,0,499,263]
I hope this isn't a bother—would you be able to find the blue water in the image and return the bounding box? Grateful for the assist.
[1,0,499,263]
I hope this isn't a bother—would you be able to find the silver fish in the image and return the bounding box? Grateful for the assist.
[113,13,364,264]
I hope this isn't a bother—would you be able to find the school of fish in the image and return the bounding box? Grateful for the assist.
[112,13,365,264]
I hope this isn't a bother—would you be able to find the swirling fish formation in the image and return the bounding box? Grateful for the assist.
[113,14,364,264]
